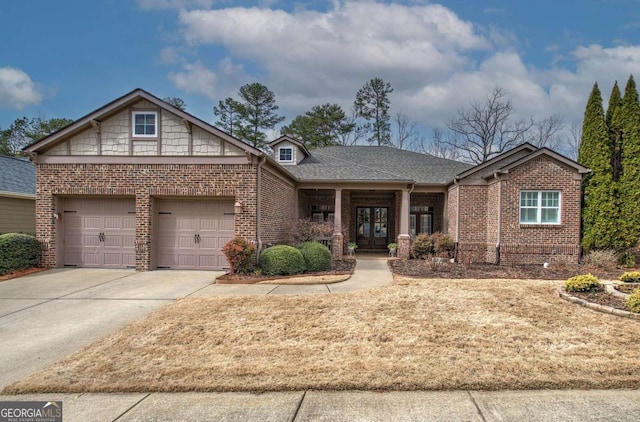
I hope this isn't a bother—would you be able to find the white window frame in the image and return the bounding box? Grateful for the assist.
[520,190,561,225]
[278,147,293,163]
[132,111,158,138]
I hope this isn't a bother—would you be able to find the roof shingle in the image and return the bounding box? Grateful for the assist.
[0,156,36,196]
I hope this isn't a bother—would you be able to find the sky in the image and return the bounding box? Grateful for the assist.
[2,0,640,149]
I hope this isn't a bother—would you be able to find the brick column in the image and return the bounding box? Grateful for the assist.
[332,188,344,260]
[398,188,411,259]
[135,193,152,271]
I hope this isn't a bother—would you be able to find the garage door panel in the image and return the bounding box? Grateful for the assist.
[63,198,135,268]
[156,199,233,270]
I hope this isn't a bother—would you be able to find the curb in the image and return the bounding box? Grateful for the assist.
[557,287,640,321]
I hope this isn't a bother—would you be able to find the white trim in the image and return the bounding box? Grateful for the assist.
[519,190,561,225]
[278,146,294,163]
[132,111,158,138]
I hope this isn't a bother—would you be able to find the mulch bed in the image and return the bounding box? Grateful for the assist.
[216,259,356,284]
[571,288,632,312]
[0,267,48,282]
[388,259,624,280]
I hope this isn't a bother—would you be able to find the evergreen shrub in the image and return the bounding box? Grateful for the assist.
[259,245,306,276]
[296,241,332,272]
[0,233,40,275]
[565,274,601,292]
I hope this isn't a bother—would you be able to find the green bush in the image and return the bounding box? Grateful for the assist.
[0,233,40,275]
[431,232,455,255]
[565,274,601,292]
[259,245,306,276]
[222,237,256,274]
[296,241,332,272]
[620,271,640,283]
[411,233,433,259]
[582,249,618,270]
[627,289,640,313]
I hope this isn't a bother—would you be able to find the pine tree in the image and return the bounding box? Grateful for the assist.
[579,83,618,251]
[234,83,285,149]
[619,75,640,251]
[354,77,393,146]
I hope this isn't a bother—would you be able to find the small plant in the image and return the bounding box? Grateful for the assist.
[348,242,358,249]
[221,237,256,274]
[0,233,40,275]
[627,289,640,313]
[619,252,636,268]
[259,245,306,276]
[387,242,398,250]
[296,241,332,272]
[582,249,618,270]
[411,233,433,259]
[565,274,601,292]
[620,271,640,283]
[431,232,455,256]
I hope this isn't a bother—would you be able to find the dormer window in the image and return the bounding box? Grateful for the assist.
[279,147,293,163]
[133,111,157,137]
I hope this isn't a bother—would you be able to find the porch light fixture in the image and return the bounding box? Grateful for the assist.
[234,201,243,214]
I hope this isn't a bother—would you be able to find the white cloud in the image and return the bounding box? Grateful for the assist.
[169,61,218,100]
[157,2,640,139]
[0,67,43,110]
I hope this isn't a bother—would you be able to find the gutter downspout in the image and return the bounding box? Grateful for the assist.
[256,154,267,256]
[453,177,461,262]
[494,172,502,265]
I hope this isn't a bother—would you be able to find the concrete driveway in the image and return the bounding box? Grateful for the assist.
[0,268,221,390]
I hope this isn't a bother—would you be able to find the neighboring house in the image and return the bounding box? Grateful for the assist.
[23,89,588,271]
[0,155,36,234]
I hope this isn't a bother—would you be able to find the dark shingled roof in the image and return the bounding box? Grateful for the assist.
[285,146,473,184]
[0,156,36,196]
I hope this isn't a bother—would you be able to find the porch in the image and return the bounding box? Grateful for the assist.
[297,187,447,259]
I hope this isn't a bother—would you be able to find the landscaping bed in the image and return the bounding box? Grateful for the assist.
[570,288,632,312]
[389,259,624,280]
[216,259,355,284]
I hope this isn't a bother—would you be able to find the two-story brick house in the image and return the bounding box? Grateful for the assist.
[24,89,588,270]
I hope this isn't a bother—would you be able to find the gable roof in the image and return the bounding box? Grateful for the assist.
[454,143,537,180]
[23,88,262,156]
[496,147,590,175]
[0,156,35,197]
[269,135,310,157]
[286,146,473,184]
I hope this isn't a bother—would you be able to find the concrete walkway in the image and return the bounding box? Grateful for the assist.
[2,389,640,421]
[194,254,393,296]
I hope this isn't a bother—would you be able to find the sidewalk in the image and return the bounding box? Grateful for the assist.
[2,389,639,421]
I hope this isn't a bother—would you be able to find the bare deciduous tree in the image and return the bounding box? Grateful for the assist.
[337,108,367,146]
[393,111,419,150]
[421,128,461,160]
[527,114,564,150]
[445,87,533,164]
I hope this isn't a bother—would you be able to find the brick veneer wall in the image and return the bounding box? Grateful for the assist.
[410,192,445,232]
[453,156,583,265]
[36,162,258,270]
[498,156,582,264]
[259,167,296,247]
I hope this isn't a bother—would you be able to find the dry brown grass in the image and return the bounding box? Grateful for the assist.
[258,274,349,285]
[5,277,640,393]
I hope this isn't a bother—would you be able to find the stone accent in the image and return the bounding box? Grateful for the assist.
[35,162,258,270]
[558,287,640,321]
[398,234,410,259]
[332,232,344,260]
[100,109,129,155]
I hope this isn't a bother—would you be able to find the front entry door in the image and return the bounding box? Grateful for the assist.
[356,207,388,250]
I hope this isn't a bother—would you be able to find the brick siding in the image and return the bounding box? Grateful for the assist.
[36,162,258,270]
[259,167,296,247]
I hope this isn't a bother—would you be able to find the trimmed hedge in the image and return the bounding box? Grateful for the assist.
[0,233,40,275]
[296,241,332,272]
[259,245,306,276]
[565,274,601,292]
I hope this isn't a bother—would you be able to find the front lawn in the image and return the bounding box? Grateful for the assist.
[4,277,639,393]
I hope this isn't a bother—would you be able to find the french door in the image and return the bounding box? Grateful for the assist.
[356,207,388,249]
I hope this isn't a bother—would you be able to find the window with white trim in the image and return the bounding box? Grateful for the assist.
[520,191,561,224]
[278,147,293,162]
[133,112,157,137]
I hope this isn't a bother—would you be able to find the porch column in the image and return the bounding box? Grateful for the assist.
[398,188,411,259]
[332,188,344,260]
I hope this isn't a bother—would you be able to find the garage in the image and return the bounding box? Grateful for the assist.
[63,198,136,268]
[156,199,235,270]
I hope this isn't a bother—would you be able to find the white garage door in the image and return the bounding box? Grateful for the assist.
[156,199,235,270]
[63,198,136,268]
